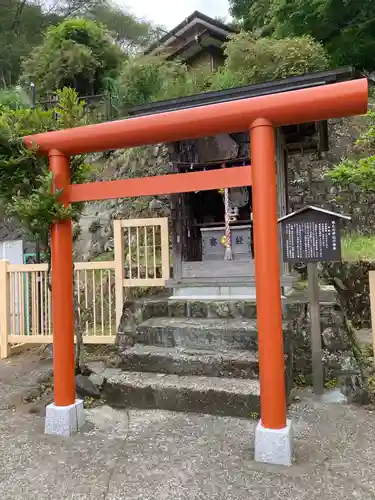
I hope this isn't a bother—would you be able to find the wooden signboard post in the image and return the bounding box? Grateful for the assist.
[279,206,351,396]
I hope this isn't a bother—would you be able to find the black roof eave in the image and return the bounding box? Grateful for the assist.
[278,205,352,222]
[163,30,225,62]
[128,67,360,118]
[145,10,237,54]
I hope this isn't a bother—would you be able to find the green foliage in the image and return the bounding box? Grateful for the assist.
[328,156,375,191]
[116,55,212,109]
[341,234,375,261]
[212,32,328,89]
[8,173,72,244]
[357,110,375,150]
[249,411,259,419]
[294,374,307,387]
[115,32,329,109]
[0,1,158,89]
[0,0,58,87]
[229,0,277,34]
[21,18,125,96]
[86,2,159,52]
[328,109,375,192]
[325,377,338,389]
[0,87,90,247]
[0,87,31,110]
[229,0,375,71]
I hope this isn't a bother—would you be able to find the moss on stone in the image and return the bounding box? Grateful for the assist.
[209,301,233,318]
[168,300,187,318]
[189,301,208,318]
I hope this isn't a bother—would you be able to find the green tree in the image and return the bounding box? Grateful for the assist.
[0,86,96,371]
[21,18,125,96]
[229,0,375,71]
[51,0,103,17]
[0,1,158,89]
[0,0,58,87]
[87,1,158,52]
[0,87,90,248]
[229,0,277,34]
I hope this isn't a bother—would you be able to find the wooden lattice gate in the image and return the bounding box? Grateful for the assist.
[113,217,170,327]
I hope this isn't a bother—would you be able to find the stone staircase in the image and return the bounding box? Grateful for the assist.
[102,297,293,418]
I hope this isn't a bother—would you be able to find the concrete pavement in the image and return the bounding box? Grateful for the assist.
[0,350,374,499]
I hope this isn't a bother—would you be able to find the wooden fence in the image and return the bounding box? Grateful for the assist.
[114,218,170,327]
[0,217,170,359]
[0,260,116,358]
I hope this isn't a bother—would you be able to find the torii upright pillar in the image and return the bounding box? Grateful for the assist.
[250,119,291,465]
[44,149,84,437]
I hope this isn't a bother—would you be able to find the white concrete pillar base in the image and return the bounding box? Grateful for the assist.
[45,399,85,437]
[254,419,293,466]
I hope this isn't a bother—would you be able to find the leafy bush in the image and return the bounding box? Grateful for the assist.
[328,109,375,192]
[116,55,212,109]
[329,156,375,191]
[21,18,124,97]
[212,32,328,89]
[0,87,31,110]
[0,88,91,247]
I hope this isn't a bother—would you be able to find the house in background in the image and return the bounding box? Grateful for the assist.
[145,11,237,71]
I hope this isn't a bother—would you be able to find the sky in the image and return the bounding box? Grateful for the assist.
[120,0,231,29]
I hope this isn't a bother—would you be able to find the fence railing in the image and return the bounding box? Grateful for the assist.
[0,217,170,359]
[75,261,116,342]
[37,93,118,124]
[0,260,116,358]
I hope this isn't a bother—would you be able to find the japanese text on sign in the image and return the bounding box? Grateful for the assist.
[282,219,340,262]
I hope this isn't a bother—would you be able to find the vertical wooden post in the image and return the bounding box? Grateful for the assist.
[307,262,324,395]
[369,271,375,369]
[160,218,170,283]
[49,150,75,407]
[250,118,287,430]
[114,219,124,330]
[0,260,10,359]
[276,129,289,277]
[171,194,182,281]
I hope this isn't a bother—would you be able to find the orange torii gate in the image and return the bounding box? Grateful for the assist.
[24,78,368,465]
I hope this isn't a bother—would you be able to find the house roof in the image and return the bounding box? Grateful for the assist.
[278,206,352,223]
[145,10,237,56]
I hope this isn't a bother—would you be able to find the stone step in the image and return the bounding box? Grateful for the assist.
[118,345,259,379]
[123,292,338,330]
[132,297,258,321]
[102,371,261,418]
[136,317,262,351]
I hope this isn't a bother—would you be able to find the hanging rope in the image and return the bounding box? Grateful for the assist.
[223,187,233,260]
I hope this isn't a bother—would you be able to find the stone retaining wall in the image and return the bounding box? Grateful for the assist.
[284,289,367,403]
[320,261,375,329]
